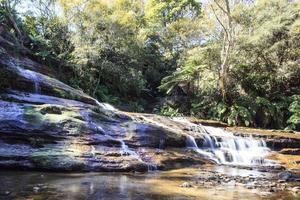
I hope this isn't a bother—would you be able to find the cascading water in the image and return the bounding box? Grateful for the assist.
[95,100,116,111]
[174,117,273,166]
[26,70,41,94]
[80,110,145,164]
[12,62,41,94]
[186,135,198,148]
[202,126,270,166]
[185,134,220,163]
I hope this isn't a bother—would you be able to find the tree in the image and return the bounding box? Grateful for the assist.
[0,0,26,47]
[210,0,234,101]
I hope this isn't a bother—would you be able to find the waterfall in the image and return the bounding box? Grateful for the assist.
[174,118,272,166]
[201,126,271,166]
[185,134,220,163]
[31,72,40,94]
[186,135,198,148]
[80,110,146,163]
[119,140,140,161]
[95,101,116,111]
[21,69,41,94]
[11,62,41,94]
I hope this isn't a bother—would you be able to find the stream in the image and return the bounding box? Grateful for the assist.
[0,166,299,200]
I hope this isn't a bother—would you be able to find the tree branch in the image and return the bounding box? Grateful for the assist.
[213,0,229,15]
[210,5,229,39]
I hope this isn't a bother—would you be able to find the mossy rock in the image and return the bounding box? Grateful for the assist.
[40,105,63,115]
[30,150,85,171]
[23,105,90,135]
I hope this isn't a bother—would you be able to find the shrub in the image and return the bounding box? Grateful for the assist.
[156,105,181,117]
[227,104,254,127]
[286,95,300,131]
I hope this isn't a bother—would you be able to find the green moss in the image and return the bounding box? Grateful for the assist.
[40,105,63,115]
[51,88,82,102]
[30,150,85,171]
[23,104,89,135]
[23,107,44,126]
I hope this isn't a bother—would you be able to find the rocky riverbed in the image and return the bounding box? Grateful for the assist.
[0,166,299,200]
[179,165,300,195]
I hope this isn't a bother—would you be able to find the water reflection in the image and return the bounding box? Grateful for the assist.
[0,167,299,200]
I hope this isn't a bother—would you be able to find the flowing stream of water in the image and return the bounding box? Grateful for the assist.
[174,118,273,166]
[79,109,159,170]
[25,69,41,94]
[11,61,41,94]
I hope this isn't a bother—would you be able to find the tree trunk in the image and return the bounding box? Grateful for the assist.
[3,1,24,45]
[212,0,233,102]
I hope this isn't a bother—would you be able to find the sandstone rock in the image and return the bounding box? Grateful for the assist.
[0,92,207,172]
[279,148,300,155]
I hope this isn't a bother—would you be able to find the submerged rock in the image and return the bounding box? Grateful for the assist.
[290,186,300,194]
[180,182,193,188]
[278,171,293,181]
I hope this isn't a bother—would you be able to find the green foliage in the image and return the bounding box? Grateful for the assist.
[1,0,300,132]
[145,0,201,26]
[159,45,220,96]
[95,86,121,105]
[155,105,181,117]
[192,99,254,127]
[23,15,74,65]
[227,105,253,127]
[287,95,300,130]
[208,102,228,121]
[159,0,300,130]
[129,101,145,113]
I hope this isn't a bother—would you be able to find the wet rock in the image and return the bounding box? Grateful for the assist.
[260,192,272,196]
[245,184,254,189]
[0,89,213,172]
[180,182,193,188]
[279,148,300,155]
[33,187,40,193]
[40,105,62,115]
[0,191,11,196]
[291,186,300,194]
[278,171,293,181]
[277,179,286,183]
[268,187,277,192]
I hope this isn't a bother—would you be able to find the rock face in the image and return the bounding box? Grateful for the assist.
[0,96,209,172]
[0,52,208,172]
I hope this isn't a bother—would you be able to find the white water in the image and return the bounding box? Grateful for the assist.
[174,118,273,166]
[26,69,41,94]
[13,63,41,94]
[79,110,146,164]
[95,100,116,111]
[186,135,198,148]
[93,99,159,169]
